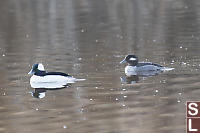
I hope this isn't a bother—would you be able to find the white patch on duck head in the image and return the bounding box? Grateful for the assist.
[38,63,45,71]
[129,57,137,61]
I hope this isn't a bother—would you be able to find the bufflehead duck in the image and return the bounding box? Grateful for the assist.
[120,55,174,76]
[28,63,85,87]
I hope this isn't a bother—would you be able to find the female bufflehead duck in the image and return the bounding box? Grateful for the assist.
[120,55,174,76]
[28,63,85,86]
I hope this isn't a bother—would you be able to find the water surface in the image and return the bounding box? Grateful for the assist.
[0,0,200,133]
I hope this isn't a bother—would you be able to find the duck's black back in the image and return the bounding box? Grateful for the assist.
[137,62,163,67]
[46,72,71,77]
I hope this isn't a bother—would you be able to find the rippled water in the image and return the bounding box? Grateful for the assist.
[1,0,200,133]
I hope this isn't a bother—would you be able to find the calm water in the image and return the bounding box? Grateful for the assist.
[0,0,200,133]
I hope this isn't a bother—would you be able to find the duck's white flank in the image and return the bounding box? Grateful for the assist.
[125,65,174,76]
[125,66,137,76]
[30,75,85,84]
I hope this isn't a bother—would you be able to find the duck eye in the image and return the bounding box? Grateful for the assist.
[129,57,137,61]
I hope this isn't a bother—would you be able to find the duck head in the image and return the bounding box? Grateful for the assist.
[28,63,46,75]
[120,55,138,66]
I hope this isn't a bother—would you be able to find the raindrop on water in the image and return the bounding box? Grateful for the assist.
[63,125,67,129]
[182,62,187,65]
[81,29,85,33]
[26,34,29,38]
[80,108,84,112]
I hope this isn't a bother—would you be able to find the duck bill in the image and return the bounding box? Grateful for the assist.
[120,59,127,64]
[28,69,34,75]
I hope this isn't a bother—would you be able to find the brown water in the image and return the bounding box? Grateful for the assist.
[0,0,200,133]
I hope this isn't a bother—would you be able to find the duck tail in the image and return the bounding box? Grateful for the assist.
[66,77,86,83]
[161,67,174,71]
[74,78,86,82]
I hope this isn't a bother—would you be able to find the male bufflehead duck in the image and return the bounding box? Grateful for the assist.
[28,63,85,86]
[120,55,174,76]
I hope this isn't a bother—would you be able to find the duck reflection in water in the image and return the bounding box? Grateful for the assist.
[30,83,71,99]
[121,75,139,84]
[31,88,46,99]
[120,70,162,84]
